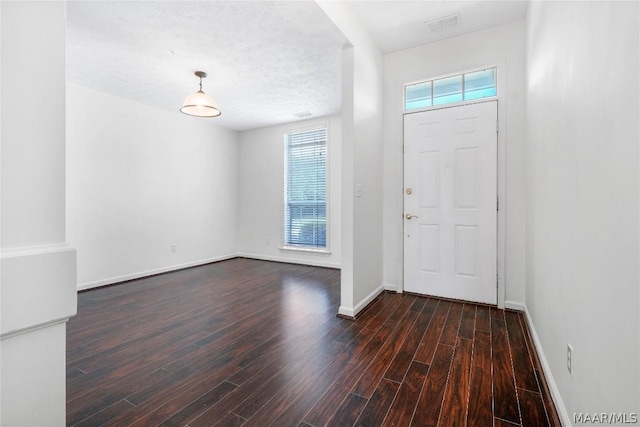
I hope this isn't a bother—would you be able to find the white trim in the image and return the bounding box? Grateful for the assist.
[0,317,70,340]
[352,284,385,317]
[76,254,238,291]
[495,59,507,310]
[384,283,398,292]
[504,300,526,311]
[278,246,331,256]
[1,242,72,258]
[338,305,355,318]
[403,96,498,116]
[238,252,340,269]
[523,306,571,426]
[1,244,77,335]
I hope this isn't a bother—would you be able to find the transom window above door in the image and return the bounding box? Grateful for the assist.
[405,67,497,111]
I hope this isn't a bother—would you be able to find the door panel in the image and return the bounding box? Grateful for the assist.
[404,101,497,304]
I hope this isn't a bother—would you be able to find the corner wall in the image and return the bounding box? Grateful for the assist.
[66,84,239,289]
[526,1,639,422]
[317,1,385,317]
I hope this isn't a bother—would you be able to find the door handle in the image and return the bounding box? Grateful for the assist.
[405,214,419,220]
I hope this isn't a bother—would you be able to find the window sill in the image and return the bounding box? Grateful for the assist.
[278,246,332,256]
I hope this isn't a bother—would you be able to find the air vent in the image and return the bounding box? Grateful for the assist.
[293,111,312,118]
[426,14,460,32]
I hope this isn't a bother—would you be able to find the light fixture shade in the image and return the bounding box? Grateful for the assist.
[180,90,221,117]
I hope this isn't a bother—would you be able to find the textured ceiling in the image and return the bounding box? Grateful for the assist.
[66,1,347,131]
[66,1,527,132]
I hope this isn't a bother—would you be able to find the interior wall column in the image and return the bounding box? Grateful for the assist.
[1,2,77,425]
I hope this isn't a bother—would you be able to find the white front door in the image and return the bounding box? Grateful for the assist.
[403,101,497,304]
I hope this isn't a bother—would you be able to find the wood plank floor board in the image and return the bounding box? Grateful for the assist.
[387,294,419,323]
[155,380,238,427]
[438,301,464,346]
[72,399,136,427]
[353,378,400,427]
[458,304,477,340]
[382,361,430,427]
[335,294,397,344]
[475,306,491,332]
[302,320,399,427]
[466,330,494,427]
[413,300,451,365]
[323,393,368,427]
[351,309,420,398]
[67,327,209,402]
[188,355,289,424]
[438,337,473,427]
[411,343,456,427]
[67,258,560,427]
[505,311,539,392]
[211,412,246,427]
[243,321,384,427]
[114,359,242,427]
[410,297,428,312]
[495,418,521,427]
[235,323,377,423]
[518,388,550,427]
[67,343,205,422]
[231,340,347,421]
[225,315,346,387]
[518,313,563,427]
[382,301,436,384]
[491,308,522,425]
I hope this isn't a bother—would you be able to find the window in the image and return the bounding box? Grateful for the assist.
[405,67,497,110]
[283,127,327,249]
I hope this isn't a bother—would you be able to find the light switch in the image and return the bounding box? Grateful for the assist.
[356,184,363,197]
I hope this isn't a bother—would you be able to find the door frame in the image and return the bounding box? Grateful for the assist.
[399,98,506,309]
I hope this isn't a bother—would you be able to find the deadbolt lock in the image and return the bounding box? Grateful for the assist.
[405,188,413,195]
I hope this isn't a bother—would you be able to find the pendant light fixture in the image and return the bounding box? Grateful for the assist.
[180,71,221,118]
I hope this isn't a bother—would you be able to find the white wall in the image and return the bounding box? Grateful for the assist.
[67,84,239,289]
[526,1,639,423]
[237,116,341,268]
[383,20,527,308]
[1,2,77,425]
[318,1,385,317]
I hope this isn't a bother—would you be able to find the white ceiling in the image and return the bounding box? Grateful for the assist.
[349,1,528,53]
[66,0,527,132]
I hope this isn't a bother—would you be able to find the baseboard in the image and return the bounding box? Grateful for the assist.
[384,283,398,292]
[237,252,341,269]
[354,284,385,317]
[504,300,526,311]
[523,306,571,426]
[337,306,355,318]
[77,254,239,291]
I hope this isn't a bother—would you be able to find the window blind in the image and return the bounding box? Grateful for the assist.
[284,127,327,248]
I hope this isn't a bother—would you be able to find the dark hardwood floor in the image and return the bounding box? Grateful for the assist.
[67,258,560,427]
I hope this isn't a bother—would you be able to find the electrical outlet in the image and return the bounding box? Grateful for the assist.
[567,344,573,375]
[266,238,270,246]
[171,244,177,253]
